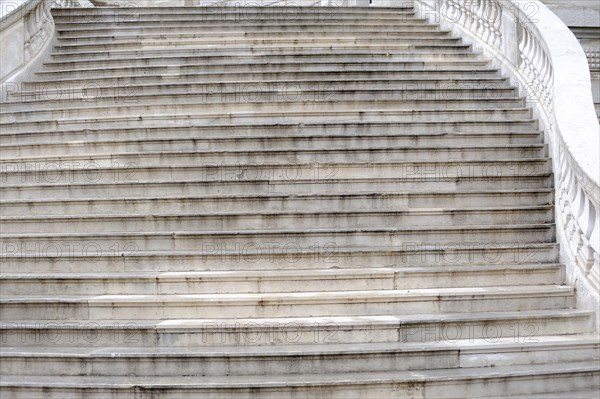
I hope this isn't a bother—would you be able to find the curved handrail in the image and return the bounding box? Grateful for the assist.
[413,0,599,315]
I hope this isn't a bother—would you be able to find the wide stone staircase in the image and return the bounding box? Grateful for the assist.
[0,4,599,398]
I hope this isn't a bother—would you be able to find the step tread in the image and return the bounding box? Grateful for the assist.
[2,335,598,357]
[0,360,598,389]
[0,285,575,303]
[0,308,587,329]
[0,205,554,221]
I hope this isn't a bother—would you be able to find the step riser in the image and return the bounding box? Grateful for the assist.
[11,77,510,97]
[33,63,493,80]
[0,135,541,157]
[3,91,520,113]
[0,160,551,185]
[0,177,554,200]
[0,293,574,320]
[0,209,554,234]
[2,371,599,399]
[0,147,546,168]
[0,231,557,259]
[55,28,448,40]
[19,71,505,89]
[0,267,565,296]
[3,312,588,348]
[50,38,465,52]
[0,123,540,144]
[0,192,553,216]
[0,110,535,133]
[0,245,560,273]
[2,344,597,378]
[0,100,526,123]
[43,51,473,68]
[9,81,512,104]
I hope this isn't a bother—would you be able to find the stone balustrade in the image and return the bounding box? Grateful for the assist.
[413,0,599,324]
[0,0,89,100]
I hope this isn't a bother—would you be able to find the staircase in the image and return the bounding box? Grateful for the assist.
[0,5,598,398]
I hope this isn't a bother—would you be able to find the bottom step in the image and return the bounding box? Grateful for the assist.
[1,361,598,399]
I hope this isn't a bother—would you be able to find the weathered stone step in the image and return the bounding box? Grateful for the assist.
[47,49,480,64]
[1,360,597,399]
[0,132,541,157]
[0,89,522,115]
[0,175,553,201]
[56,26,447,41]
[0,190,553,216]
[20,69,504,89]
[0,108,532,132]
[50,42,468,58]
[0,145,546,169]
[0,242,559,273]
[0,206,554,234]
[2,308,589,347]
[0,121,539,144]
[10,77,511,102]
[0,263,565,296]
[0,224,557,256]
[49,45,468,63]
[0,158,551,185]
[33,61,493,80]
[0,285,574,320]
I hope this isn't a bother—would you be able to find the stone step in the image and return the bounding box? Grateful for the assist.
[2,359,598,399]
[9,77,511,102]
[0,224,557,257]
[0,158,551,185]
[0,263,565,296]
[0,108,534,133]
[51,8,416,18]
[52,11,426,23]
[0,189,553,216]
[1,360,597,399]
[0,132,541,157]
[0,145,546,168]
[0,285,575,320]
[46,47,478,60]
[52,32,461,45]
[0,118,536,142]
[55,26,447,40]
[1,336,596,377]
[0,98,527,124]
[32,61,493,80]
[2,308,590,347]
[0,175,553,201]
[0,206,554,234]
[46,50,481,66]
[0,88,522,114]
[20,69,505,89]
[0,242,560,273]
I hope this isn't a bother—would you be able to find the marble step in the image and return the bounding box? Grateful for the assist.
[0,285,576,320]
[0,189,554,216]
[1,360,597,399]
[0,207,555,234]
[0,243,560,273]
[1,336,596,376]
[0,263,566,296]
[0,132,541,157]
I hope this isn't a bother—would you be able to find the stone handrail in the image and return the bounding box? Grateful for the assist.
[0,0,89,100]
[412,0,599,316]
